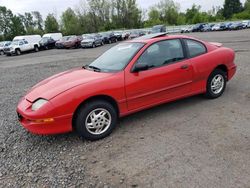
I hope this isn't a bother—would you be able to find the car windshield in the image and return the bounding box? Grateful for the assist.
[11,41,19,45]
[84,35,94,39]
[40,37,49,42]
[87,42,145,72]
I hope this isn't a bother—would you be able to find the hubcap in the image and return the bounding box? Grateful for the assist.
[85,108,111,135]
[211,74,224,94]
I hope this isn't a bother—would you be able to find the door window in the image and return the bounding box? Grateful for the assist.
[136,39,185,69]
[185,39,207,57]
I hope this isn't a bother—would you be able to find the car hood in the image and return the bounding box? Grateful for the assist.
[25,68,113,102]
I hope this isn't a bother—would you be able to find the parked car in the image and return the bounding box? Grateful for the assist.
[181,26,193,33]
[229,22,245,30]
[225,22,233,30]
[100,32,117,44]
[201,24,212,32]
[4,35,41,56]
[55,35,82,49]
[151,25,166,33]
[242,20,250,28]
[17,33,236,140]
[129,30,140,39]
[39,37,56,50]
[81,34,104,48]
[39,33,63,50]
[113,31,123,41]
[192,23,206,32]
[64,36,82,48]
[0,41,11,55]
[212,23,226,31]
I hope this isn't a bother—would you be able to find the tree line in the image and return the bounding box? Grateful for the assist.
[0,0,250,41]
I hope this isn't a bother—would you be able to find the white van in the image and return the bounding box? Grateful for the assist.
[42,33,63,41]
[4,35,42,55]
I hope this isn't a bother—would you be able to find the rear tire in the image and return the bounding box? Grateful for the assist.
[34,46,39,52]
[92,43,96,48]
[205,69,227,99]
[74,100,118,141]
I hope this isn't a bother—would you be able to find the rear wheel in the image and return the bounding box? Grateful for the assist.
[74,100,118,141]
[34,46,39,52]
[92,43,96,48]
[205,69,227,99]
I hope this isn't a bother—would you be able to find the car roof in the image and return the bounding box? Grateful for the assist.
[128,34,200,44]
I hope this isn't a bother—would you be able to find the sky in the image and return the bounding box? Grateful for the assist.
[0,0,246,19]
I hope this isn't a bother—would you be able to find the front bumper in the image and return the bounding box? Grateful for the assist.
[17,98,72,135]
[81,42,93,47]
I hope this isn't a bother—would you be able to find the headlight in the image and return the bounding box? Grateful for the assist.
[32,99,48,111]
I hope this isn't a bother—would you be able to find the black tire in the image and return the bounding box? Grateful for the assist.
[205,69,227,99]
[109,39,112,44]
[92,43,96,48]
[34,46,39,52]
[74,100,118,141]
[0,50,4,55]
[15,49,21,55]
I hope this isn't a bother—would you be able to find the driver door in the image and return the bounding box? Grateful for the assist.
[125,39,193,111]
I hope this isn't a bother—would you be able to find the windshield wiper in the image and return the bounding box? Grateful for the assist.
[87,65,101,72]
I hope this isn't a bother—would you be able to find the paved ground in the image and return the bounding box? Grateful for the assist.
[0,30,250,188]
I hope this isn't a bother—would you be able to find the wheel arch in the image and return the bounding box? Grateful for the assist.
[214,64,228,80]
[72,95,120,130]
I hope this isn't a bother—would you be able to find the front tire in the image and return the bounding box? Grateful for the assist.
[205,69,227,99]
[15,49,21,55]
[74,100,118,141]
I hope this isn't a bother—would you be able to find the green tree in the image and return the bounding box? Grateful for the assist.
[61,8,81,35]
[223,0,243,19]
[19,12,36,34]
[9,15,26,38]
[0,6,13,40]
[157,0,180,25]
[45,14,59,33]
[32,11,43,31]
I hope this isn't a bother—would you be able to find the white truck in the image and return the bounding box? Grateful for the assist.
[4,35,42,56]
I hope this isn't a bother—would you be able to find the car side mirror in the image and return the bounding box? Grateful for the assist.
[132,63,149,72]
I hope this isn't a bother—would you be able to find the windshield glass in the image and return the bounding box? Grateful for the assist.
[11,41,19,45]
[88,42,144,72]
[40,37,49,42]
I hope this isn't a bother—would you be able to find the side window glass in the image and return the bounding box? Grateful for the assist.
[19,41,24,45]
[137,39,185,68]
[24,40,28,44]
[186,39,206,57]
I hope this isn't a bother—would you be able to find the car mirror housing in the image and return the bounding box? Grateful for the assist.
[132,63,149,72]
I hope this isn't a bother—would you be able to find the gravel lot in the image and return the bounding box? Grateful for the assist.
[0,30,250,188]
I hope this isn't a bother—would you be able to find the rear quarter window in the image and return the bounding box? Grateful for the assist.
[185,39,207,58]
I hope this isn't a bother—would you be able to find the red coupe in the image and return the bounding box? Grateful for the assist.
[17,33,236,140]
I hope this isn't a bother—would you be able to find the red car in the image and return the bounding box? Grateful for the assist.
[17,33,236,140]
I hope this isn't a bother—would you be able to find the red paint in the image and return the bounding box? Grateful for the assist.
[17,35,236,135]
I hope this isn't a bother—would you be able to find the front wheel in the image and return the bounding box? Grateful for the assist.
[0,50,4,55]
[74,100,118,141]
[205,69,227,99]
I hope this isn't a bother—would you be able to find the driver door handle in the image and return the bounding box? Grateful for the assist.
[181,64,189,69]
